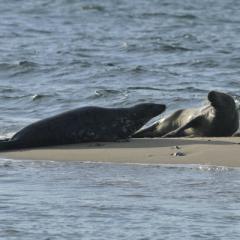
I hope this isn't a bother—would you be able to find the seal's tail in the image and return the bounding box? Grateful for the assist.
[0,139,19,151]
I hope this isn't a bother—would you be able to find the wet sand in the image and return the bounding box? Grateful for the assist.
[0,137,239,167]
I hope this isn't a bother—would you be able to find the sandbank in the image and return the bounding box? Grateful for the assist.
[0,137,239,168]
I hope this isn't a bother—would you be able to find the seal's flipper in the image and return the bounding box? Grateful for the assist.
[132,122,159,138]
[233,132,240,137]
[162,116,203,138]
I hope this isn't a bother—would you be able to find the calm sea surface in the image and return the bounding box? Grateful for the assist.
[0,160,240,240]
[0,0,240,239]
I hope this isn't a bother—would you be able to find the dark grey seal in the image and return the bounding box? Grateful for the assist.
[133,91,239,138]
[0,103,166,151]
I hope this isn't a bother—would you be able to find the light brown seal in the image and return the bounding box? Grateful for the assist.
[133,91,239,138]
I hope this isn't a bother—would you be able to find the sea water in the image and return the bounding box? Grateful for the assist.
[0,0,240,239]
[0,160,240,240]
[0,0,240,135]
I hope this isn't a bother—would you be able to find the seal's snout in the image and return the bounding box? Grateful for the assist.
[132,103,166,121]
[160,104,166,114]
[208,91,216,101]
[160,104,166,112]
[208,91,220,105]
[151,104,166,115]
[149,104,166,119]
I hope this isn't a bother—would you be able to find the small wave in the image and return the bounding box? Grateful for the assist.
[104,62,115,67]
[118,194,152,198]
[0,87,37,100]
[0,159,13,169]
[31,94,52,101]
[0,63,15,70]
[224,57,240,68]
[86,88,129,104]
[174,87,208,93]
[18,60,37,68]
[181,33,201,43]
[162,61,188,67]
[160,43,192,52]
[197,165,232,172]
[142,12,168,18]
[96,179,143,188]
[172,96,194,102]
[190,59,219,68]
[229,81,240,88]
[25,28,52,35]
[128,86,162,91]
[175,14,197,20]
[0,87,16,93]
[131,65,145,72]
[95,89,123,97]
[70,60,91,67]
[141,12,197,20]
[121,42,138,51]
[0,61,37,73]
[0,94,30,100]
[81,4,105,12]
[148,164,236,171]
[229,57,240,63]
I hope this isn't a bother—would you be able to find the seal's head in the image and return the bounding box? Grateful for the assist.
[130,103,166,128]
[207,90,239,135]
[208,91,236,112]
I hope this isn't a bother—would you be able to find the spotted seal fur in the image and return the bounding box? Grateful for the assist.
[0,103,166,151]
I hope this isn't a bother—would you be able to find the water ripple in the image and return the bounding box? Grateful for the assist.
[81,4,105,12]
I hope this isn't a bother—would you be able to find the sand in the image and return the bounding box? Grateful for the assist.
[0,137,240,167]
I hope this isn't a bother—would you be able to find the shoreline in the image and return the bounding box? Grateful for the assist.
[0,137,239,168]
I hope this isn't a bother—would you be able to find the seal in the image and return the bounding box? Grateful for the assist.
[0,103,166,151]
[133,91,239,138]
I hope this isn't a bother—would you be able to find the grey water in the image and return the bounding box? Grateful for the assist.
[0,0,240,135]
[1,0,240,239]
[0,160,240,240]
